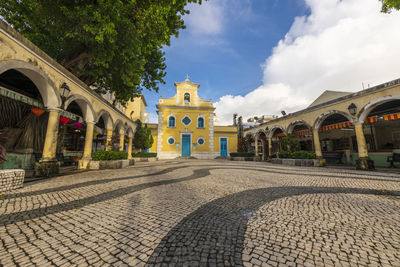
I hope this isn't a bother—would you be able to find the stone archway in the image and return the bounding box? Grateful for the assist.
[64,94,96,123]
[255,130,267,161]
[313,111,354,166]
[357,97,400,167]
[113,120,125,151]
[0,60,61,108]
[287,120,313,152]
[358,95,400,122]
[313,110,353,130]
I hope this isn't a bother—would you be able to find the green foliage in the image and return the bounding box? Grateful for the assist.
[132,152,157,158]
[277,151,292,159]
[133,120,154,151]
[92,150,128,161]
[280,134,300,152]
[278,151,316,159]
[230,152,255,157]
[0,0,202,103]
[380,0,400,12]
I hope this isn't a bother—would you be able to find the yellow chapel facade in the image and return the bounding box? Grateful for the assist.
[148,77,237,159]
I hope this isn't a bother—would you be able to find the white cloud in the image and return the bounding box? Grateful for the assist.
[215,0,400,125]
[185,1,225,35]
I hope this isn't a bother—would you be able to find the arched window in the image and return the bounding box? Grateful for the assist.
[198,117,204,128]
[184,93,190,103]
[168,116,175,127]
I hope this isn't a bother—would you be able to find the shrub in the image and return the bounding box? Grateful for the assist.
[229,152,255,157]
[292,151,316,159]
[278,151,292,158]
[92,150,128,161]
[278,150,316,159]
[132,152,157,158]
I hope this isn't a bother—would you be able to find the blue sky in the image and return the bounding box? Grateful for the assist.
[143,0,400,124]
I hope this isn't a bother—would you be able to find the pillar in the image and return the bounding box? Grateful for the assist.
[312,129,325,166]
[268,137,272,159]
[354,123,374,170]
[106,128,113,151]
[42,109,61,160]
[127,136,133,159]
[261,139,265,161]
[78,122,94,169]
[254,136,259,160]
[119,131,125,151]
[35,109,61,176]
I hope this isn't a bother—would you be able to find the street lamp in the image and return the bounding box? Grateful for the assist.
[348,103,357,116]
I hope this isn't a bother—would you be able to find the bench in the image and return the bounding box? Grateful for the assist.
[387,153,400,168]
[322,152,344,164]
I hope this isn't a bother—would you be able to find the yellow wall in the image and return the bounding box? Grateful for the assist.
[214,126,238,155]
[160,108,213,153]
[125,95,147,122]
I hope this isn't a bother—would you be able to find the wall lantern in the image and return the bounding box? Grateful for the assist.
[61,82,71,98]
[348,103,357,116]
[61,82,71,108]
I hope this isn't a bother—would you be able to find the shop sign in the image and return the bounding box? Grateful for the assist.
[0,86,44,108]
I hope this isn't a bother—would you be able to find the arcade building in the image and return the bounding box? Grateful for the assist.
[245,78,400,170]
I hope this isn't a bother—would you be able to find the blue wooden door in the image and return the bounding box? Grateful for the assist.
[182,134,191,156]
[220,138,228,156]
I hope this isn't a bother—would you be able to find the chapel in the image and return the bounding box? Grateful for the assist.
[148,76,237,159]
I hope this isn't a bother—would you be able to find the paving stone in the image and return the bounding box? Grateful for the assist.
[0,160,399,266]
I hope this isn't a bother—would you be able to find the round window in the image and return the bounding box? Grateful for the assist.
[168,137,175,144]
[198,138,205,145]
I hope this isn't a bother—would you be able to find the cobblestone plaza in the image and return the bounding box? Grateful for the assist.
[1,160,400,266]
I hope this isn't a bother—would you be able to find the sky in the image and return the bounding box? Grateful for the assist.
[143,0,400,125]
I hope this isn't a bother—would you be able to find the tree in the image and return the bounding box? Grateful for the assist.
[237,137,248,153]
[380,0,400,12]
[0,0,202,104]
[133,120,153,151]
[280,134,300,152]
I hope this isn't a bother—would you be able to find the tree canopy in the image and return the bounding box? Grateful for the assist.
[133,120,153,151]
[0,0,202,104]
[380,0,400,12]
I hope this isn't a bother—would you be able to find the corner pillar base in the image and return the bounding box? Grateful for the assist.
[34,161,60,177]
[356,157,375,171]
[316,157,326,167]
[78,158,91,170]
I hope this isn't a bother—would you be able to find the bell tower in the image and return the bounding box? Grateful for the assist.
[174,75,200,106]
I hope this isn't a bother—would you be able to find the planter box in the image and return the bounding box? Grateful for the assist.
[0,169,25,193]
[89,159,131,170]
[229,157,256,161]
[132,157,158,163]
[272,158,322,167]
